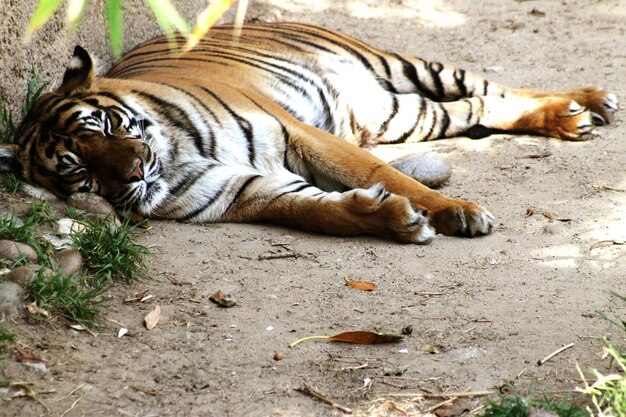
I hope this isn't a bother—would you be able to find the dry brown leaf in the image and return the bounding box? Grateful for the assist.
[434,398,473,417]
[209,290,237,307]
[541,210,571,222]
[591,240,626,250]
[26,301,50,318]
[144,305,161,330]
[344,277,377,291]
[421,343,439,354]
[16,352,48,373]
[525,207,535,217]
[329,331,403,344]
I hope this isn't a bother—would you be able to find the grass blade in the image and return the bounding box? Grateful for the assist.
[27,0,64,35]
[106,0,124,57]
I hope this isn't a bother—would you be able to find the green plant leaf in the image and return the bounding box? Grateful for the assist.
[28,0,64,34]
[106,0,123,57]
[145,0,190,40]
[67,0,91,31]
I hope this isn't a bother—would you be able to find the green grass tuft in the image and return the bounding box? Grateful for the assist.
[71,218,151,284]
[480,393,587,417]
[0,98,16,144]
[25,199,57,225]
[2,173,23,194]
[27,268,106,328]
[22,67,50,116]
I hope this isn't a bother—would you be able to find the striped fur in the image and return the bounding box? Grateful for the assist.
[0,23,618,243]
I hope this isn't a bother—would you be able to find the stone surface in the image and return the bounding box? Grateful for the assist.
[66,193,117,217]
[0,240,38,263]
[389,152,452,189]
[50,249,84,277]
[0,281,24,318]
[2,266,36,286]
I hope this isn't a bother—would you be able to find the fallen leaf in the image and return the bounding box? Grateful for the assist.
[344,277,377,291]
[118,328,128,338]
[525,207,535,217]
[16,352,48,373]
[128,213,151,229]
[329,331,402,344]
[434,398,473,417]
[591,240,626,250]
[529,8,546,17]
[26,301,50,318]
[289,330,403,348]
[69,324,86,331]
[144,305,160,330]
[209,290,237,307]
[381,400,409,416]
[542,211,571,222]
[421,343,439,354]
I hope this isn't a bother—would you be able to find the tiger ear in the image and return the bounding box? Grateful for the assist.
[57,45,95,94]
[0,143,21,173]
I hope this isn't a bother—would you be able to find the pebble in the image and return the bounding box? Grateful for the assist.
[66,192,116,217]
[0,281,24,318]
[0,240,38,262]
[3,266,36,286]
[0,212,23,228]
[389,152,452,188]
[50,249,84,276]
[56,218,87,235]
[544,222,561,235]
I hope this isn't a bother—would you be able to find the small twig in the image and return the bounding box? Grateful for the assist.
[54,383,84,401]
[295,381,352,414]
[258,251,297,260]
[414,292,444,296]
[518,151,552,159]
[383,390,493,398]
[537,343,574,366]
[60,396,83,417]
[131,385,157,396]
[426,397,456,412]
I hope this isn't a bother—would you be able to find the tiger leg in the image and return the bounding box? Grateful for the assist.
[352,54,618,139]
[286,124,495,237]
[223,173,436,244]
[354,92,604,143]
[376,54,618,132]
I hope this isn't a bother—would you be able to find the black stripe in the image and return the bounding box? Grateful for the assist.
[131,90,206,157]
[437,104,450,138]
[428,62,444,100]
[387,98,425,144]
[179,179,229,221]
[169,163,217,197]
[225,175,261,213]
[453,69,467,98]
[392,54,438,101]
[200,87,255,166]
[377,95,399,136]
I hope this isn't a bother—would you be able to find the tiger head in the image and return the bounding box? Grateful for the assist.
[0,46,164,211]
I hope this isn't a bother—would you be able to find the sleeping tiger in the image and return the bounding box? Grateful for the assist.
[0,23,618,243]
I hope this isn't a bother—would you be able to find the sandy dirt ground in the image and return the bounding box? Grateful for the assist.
[1,0,626,416]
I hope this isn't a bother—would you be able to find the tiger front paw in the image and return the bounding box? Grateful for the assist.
[429,200,495,237]
[346,184,436,244]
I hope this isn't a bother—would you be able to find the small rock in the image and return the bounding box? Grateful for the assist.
[40,233,72,250]
[66,193,116,217]
[0,212,23,228]
[544,222,561,235]
[3,266,36,286]
[56,218,87,235]
[273,351,283,361]
[0,281,24,318]
[0,240,38,262]
[389,152,452,188]
[50,249,83,276]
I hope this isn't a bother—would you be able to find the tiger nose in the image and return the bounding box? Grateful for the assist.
[128,159,144,182]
